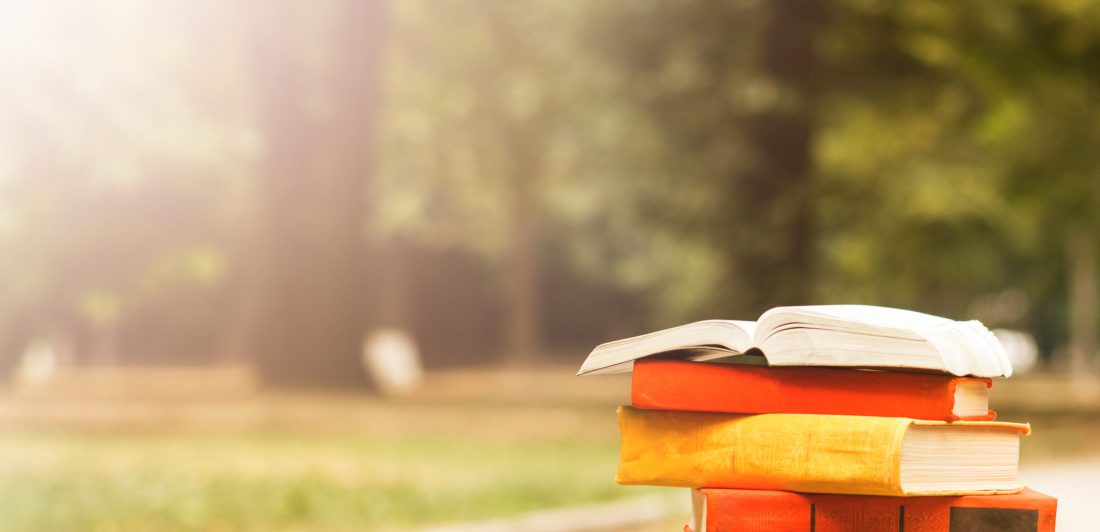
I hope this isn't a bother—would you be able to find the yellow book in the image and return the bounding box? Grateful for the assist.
[617,406,1030,496]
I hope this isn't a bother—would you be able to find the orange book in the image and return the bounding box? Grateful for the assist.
[632,359,996,421]
[689,487,1057,532]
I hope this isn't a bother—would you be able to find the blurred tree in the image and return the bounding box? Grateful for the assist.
[584,0,1099,369]
[979,1,1100,373]
[813,0,1027,314]
[0,0,1097,381]
[246,0,388,386]
[581,0,822,320]
[379,0,581,363]
[0,1,393,386]
[0,1,252,376]
[816,0,1100,370]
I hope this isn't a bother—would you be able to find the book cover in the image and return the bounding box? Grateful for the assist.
[616,407,1029,496]
[691,487,1057,532]
[632,359,995,421]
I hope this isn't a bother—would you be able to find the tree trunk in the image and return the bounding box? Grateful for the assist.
[373,240,412,330]
[1068,227,1098,392]
[247,0,387,387]
[485,7,545,365]
[736,0,821,313]
[504,154,540,364]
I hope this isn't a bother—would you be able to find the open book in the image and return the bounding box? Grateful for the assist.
[578,305,1012,378]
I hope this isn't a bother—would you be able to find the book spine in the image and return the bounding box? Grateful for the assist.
[699,489,1057,532]
[631,360,995,421]
[701,489,814,531]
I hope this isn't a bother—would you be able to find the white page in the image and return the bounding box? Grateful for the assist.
[761,305,951,332]
[757,305,1011,377]
[724,320,758,339]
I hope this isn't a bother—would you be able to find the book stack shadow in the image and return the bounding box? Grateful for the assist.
[578,305,1058,531]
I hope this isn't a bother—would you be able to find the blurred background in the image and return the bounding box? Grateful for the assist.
[0,0,1098,530]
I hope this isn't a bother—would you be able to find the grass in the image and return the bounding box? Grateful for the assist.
[0,431,632,531]
[0,367,1096,531]
[0,368,659,531]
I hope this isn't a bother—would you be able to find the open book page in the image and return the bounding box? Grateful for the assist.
[677,321,760,362]
[756,305,951,339]
[577,320,756,375]
[725,319,758,338]
[922,320,1012,377]
[690,489,706,532]
[756,305,1012,377]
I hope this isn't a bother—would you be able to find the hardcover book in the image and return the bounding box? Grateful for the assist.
[689,487,1057,532]
[578,305,1011,377]
[616,406,1029,496]
[632,359,995,421]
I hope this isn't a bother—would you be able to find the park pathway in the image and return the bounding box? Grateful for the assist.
[1019,455,1100,532]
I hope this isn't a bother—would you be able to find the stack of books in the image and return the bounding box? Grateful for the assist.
[578,305,1058,531]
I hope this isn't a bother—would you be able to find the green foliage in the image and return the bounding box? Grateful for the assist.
[1,0,1098,359]
[813,0,1100,337]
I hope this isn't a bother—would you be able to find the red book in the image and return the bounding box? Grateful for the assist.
[690,488,1057,532]
[632,359,995,421]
